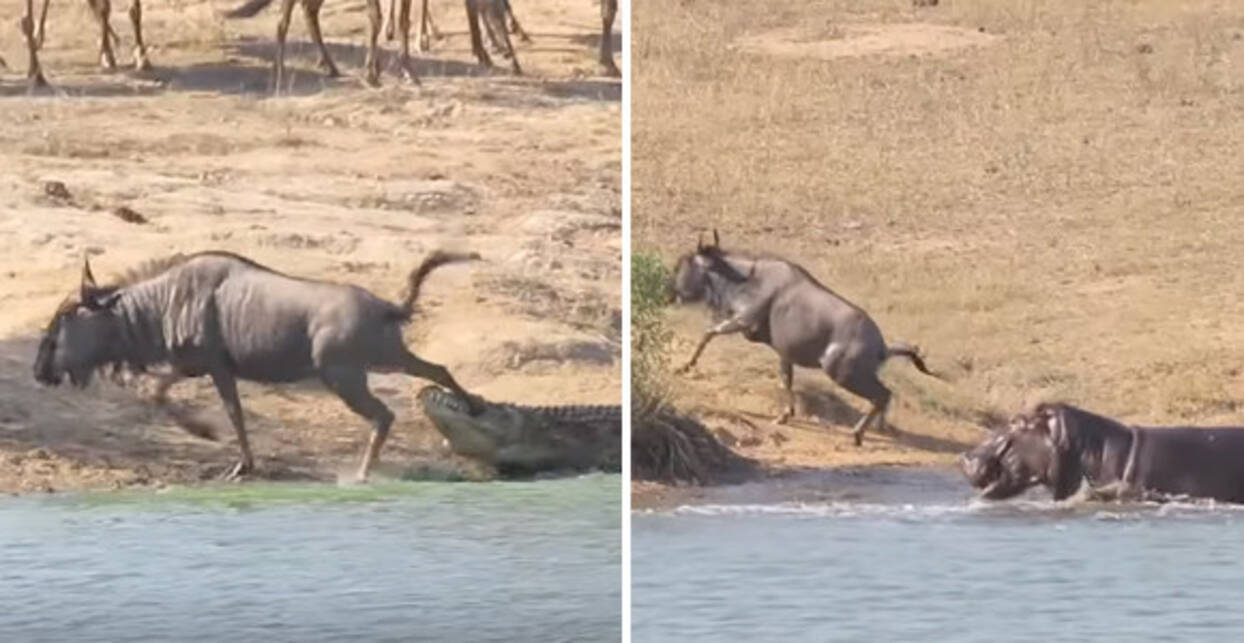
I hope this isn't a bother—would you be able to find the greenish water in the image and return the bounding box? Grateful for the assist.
[633,468,1244,642]
[0,474,621,642]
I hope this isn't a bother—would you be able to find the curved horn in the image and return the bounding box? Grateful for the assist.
[80,256,98,302]
[82,256,97,287]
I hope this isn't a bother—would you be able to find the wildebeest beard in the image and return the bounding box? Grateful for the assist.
[32,296,124,389]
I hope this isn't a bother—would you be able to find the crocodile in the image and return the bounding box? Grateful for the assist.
[417,385,620,477]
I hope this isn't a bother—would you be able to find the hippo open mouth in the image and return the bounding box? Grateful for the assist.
[959,432,1040,500]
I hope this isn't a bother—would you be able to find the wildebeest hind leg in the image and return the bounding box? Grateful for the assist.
[400,351,482,414]
[839,370,892,447]
[209,370,255,479]
[321,368,395,482]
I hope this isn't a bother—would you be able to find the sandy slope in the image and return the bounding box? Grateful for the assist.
[0,0,620,493]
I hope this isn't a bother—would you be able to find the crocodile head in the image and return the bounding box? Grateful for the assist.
[418,385,519,462]
[417,386,620,476]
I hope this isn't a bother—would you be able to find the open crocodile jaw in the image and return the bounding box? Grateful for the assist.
[419,386,516,458]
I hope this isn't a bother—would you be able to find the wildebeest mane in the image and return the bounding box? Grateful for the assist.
[107,251,294,289]
[702,246,843,297]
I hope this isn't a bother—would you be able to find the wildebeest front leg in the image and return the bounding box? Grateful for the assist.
[209,370,255,479]
[302,0,341,76]
[363,0,383,86]
[272,0,296,91]
[394,0,420,83]
[505,1,530,43]
[322,368,395,482]
[775,359,795,424]
[676,304,767,374]
[417,0,440,52]
[127,0,152,71]
[20,0,49,87]
[36,0,51,48]
[599,0,619,77]
[87,0,118,69]
[465,0,493,68]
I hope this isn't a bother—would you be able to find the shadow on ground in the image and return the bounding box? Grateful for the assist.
[0,335,322,485]
[796,387,973,453]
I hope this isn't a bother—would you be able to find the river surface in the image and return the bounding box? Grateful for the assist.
[633,467,1244,642]
[0,474,621,642]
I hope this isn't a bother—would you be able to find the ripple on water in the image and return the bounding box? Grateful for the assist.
[633,469,1244,642]
[0,476,621,642]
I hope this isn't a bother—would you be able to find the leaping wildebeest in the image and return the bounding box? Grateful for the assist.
[32,250,482,482]
[225,0,419,88]
[671,231,942,445]
[961,402,1244,504]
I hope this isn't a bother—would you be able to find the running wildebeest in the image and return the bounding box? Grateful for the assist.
[961,402,1244,504]
[32,250,482,482]
[225,0,418,88]
[671,231,942,446]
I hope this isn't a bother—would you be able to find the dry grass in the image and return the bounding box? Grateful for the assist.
[633,0,1244,470]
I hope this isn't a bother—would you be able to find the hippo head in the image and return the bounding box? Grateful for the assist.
[960,407,1069,500]
[32,258,122,389]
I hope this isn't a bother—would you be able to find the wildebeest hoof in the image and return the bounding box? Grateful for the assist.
[674,363,695,375]
[222,461,253,481]
[853,433,864,447]
[773,412,792,426]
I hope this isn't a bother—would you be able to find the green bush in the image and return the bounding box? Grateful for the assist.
[630,252,673,414]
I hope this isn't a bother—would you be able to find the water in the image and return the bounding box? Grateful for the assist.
[633,468,1244,642]
[0,475,621,642]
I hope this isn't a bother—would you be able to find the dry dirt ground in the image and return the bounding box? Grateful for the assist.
[633,0,1244,500]
[0,0,620,493]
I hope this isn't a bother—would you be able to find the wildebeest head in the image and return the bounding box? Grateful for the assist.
[960,406,1071,500]
[670,230,751,306]
[33,258,123,389]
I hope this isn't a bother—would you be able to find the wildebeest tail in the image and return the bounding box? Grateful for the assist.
[885,342,945,380]
[397,250,482,318]
[223,0,274,19]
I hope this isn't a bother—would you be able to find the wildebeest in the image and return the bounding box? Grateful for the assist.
[960,402,1244,503]
[225,0,417,88]
[671,231,942,445]
[32,250,482,481]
